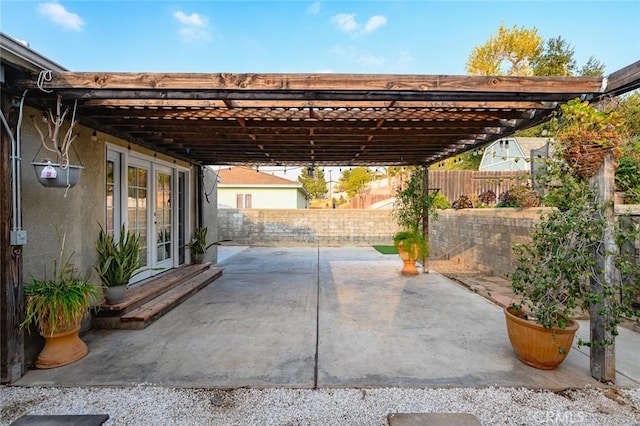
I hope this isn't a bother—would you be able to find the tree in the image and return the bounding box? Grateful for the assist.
[579,56,605,77]
[338,167,371,197]
[298,166,327,199]
[531,36,576,77]
[466,24,542,76]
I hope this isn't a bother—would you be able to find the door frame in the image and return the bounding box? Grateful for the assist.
[105,144,191,284]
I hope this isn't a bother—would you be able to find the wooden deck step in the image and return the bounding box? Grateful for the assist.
[98,263,212,314]
[116,267,223,330]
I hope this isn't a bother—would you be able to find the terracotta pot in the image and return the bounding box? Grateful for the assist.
[105,285,127,304]
[192,253,205,264]
[397,242,420,276]
[36,323,88,369]
[504,307,579,370]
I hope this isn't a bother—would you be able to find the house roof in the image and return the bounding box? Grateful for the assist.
[217,166,303,187]
[3,31,639,168]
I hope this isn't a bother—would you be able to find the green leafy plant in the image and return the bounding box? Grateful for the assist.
[22,231,101,336]
[392,168,439,261]
[615,137,640,203]
[510,150,640,346]
[95,224,145,288]
[185,227,220,255]
[393,230,428,260]
[556,98,624,179]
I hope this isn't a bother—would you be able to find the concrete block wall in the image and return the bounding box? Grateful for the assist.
[218,206,640,281]
[217,209,400,246]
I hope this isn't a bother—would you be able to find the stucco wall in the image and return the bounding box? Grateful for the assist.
[218,186,307,209]
[217,209,400,246]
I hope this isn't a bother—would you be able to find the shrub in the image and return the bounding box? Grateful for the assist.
[452,194,473,210]
[478,189,497,205]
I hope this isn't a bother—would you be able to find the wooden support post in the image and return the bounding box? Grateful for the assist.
[422,165,429,273]
[590,151,616,383]
[1,97,24,383]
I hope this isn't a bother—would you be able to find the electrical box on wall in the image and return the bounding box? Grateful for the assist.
[10,230,27,245]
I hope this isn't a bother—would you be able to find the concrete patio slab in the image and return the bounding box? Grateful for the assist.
[13,247,639,389]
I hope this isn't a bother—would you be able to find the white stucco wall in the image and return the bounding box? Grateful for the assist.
[218,186,308,209]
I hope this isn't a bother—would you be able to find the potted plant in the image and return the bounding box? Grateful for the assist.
[95,224,145,304]
[184,227,222,264]
[506,108,640,369]
[555,97,623,180]
[21,231,101,368]
[392,168,437,275]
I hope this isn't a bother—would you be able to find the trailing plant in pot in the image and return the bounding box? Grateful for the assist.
[506,144,640,370]
[21,231,102,368]
[392,168,438,275]
[555,97,624,180]
[95,224,145,304]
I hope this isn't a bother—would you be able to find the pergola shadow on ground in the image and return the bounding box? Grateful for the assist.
[15,247,640,389]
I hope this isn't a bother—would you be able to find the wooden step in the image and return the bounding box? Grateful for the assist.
[113,267,223,330]
[97,263,212,315]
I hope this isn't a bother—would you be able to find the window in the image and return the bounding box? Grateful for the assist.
[236,193,252,208]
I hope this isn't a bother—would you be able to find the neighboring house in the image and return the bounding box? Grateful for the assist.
[479,137,549,171]
[217,166,309,209]
[1,34,218,380]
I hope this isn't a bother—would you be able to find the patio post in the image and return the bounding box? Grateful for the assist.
[0,96,25,383]
[422,165,429,273]
[589,151,616,383]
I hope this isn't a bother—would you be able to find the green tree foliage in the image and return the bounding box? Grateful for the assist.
[338,167,371,197]
[531,36,576,76]
[298,166,327,199]
[466,23,543,76]
[579,56,605,76]
[618,91,640,137]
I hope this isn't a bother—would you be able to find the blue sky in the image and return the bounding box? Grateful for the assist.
[1,1,639,75]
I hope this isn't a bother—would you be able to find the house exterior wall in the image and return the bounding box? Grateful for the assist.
[218,186,307,209]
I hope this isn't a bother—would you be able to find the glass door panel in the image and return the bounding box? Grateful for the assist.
[127,164,149,282]
[155,169,173,269]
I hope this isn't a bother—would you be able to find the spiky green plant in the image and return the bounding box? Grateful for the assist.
[22,231,101,336]
[95,224,144,288]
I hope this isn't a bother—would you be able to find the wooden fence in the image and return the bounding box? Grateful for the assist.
[428,170,530,203]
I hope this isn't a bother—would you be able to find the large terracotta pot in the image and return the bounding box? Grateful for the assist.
[397,242,420,276]
[36,322,88,369]
[504,307,579,370]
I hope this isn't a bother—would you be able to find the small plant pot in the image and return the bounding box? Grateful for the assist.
[32,162,84,188]
[504,307,578,370]
[105,285,127,305]
[191,253,205,264]
[36,323,88,369]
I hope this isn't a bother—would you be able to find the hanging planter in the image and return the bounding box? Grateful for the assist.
[31,95,84,191]
[32,161,84,188]
[556,98,623,180]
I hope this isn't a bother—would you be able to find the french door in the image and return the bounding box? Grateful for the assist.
[107,148,188,285]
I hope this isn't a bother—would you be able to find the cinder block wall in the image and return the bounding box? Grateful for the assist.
[218,207,640,280]
[217,209,400,246]
[429,208,550,277]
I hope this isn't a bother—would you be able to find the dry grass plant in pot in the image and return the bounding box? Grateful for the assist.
[21,230,102,368]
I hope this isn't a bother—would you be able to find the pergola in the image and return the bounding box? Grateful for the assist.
[14,63,640,168]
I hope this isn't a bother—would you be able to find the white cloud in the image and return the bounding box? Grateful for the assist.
[331,13,358,33]
[331,13,387,36]
[174,11,207,27]
[363,15,387,34]
[37,2,84,31]
[173,10,210,42]
[307,2,321,15]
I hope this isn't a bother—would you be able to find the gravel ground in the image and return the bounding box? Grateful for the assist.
[2,385,640,425]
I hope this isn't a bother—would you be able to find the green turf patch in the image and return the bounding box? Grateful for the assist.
[373,245,398,255]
